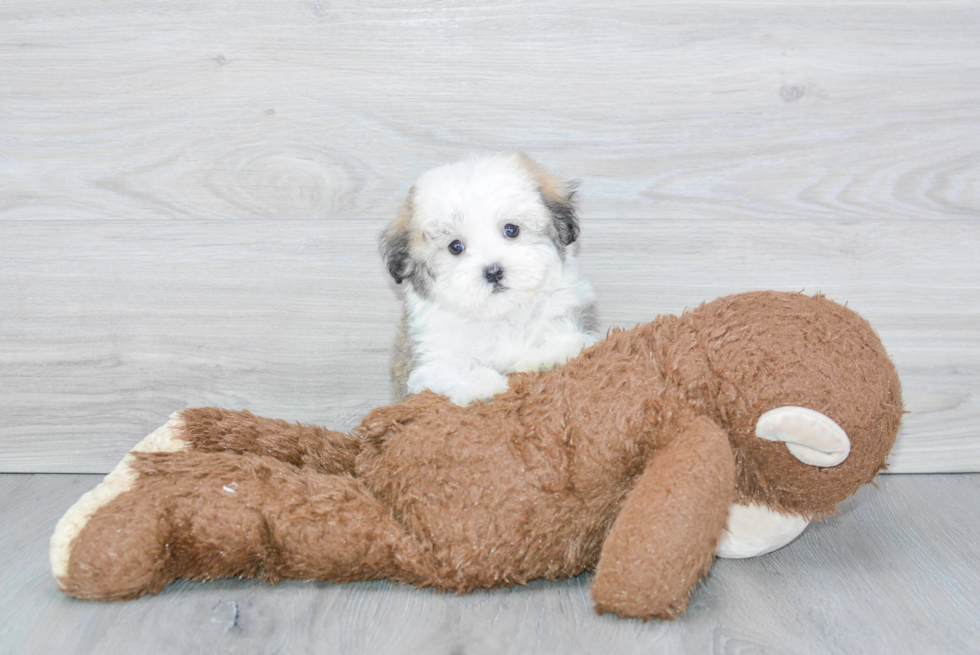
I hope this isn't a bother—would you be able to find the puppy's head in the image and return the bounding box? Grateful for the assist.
[380,153,581,319]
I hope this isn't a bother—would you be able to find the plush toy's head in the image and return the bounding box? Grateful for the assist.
[51,291,902,621]
[692,292,903,517]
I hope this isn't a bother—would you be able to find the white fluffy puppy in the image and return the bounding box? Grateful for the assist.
[380,153,598,406]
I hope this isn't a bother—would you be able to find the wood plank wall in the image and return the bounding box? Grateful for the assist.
[2,1,978,473]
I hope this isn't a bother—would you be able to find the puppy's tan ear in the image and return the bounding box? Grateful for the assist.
[379,189,415,284]
[518,154,580,247]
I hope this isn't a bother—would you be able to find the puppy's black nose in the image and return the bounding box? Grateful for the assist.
[483,264,504,284]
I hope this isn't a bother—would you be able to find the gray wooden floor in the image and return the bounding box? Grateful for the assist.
[3,473,978,654]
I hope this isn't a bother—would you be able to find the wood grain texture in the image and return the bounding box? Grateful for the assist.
[3,219,978,472]
[1,1,978,225]
[3,472,978,654]
[2,0,979,472]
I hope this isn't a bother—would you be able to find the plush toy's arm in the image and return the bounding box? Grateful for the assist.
[591,416,736,620]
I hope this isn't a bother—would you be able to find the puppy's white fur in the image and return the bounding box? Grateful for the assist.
[381,154,598,406]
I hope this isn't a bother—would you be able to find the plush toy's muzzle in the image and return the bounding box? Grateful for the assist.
[50,291,902,620]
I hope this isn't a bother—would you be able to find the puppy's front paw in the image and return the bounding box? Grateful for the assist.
[516,332,598,373]
[448,369,510,407]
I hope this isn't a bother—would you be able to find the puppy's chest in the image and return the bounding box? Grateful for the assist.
[415,311,552,370]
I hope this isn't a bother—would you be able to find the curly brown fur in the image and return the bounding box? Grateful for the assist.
[52,291,902,620]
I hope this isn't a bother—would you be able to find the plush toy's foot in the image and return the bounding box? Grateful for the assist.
[50,412,189,591]
[715,406,851,559]
[715,503,810,559]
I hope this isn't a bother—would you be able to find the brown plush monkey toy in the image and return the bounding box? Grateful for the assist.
[50,291,902,620]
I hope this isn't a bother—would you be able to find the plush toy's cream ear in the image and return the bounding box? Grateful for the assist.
[756,406,851,467]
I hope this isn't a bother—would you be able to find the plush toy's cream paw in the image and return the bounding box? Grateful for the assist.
[49,412,189,589]
[755,406,851,467]
[715,503,810,558]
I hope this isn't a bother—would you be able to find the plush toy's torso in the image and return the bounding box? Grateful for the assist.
[356,313,708,588]
[354,292,901,590]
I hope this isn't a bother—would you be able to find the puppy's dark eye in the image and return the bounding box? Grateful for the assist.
[503,224,520,238]
[448,240,465,255]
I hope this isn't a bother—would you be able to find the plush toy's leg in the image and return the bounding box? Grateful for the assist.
[53,449,430,601]
[52,408,363,594]
[591,417,736,620]
[177,407,361,475]
[715,406,851,559]
[52,410,429,600]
